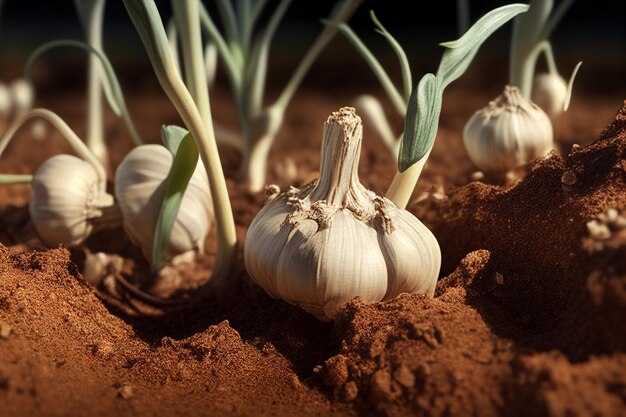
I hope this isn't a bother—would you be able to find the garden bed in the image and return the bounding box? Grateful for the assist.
[0,75,624,416]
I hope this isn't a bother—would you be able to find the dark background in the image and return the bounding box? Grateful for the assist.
[0,1,623,94]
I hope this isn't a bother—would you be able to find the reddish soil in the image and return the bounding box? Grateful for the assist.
[0,61,625,416]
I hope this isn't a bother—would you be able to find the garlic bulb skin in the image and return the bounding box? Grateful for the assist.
[245,108,441,320]
[532,73,568,117]
[114,144,213,264]
[463,85,553,173]
[30,154,114,247]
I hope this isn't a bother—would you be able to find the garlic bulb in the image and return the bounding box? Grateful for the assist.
[463,85,553,173]
[532,73,567,117]
[30,154,115,247]
[114,144,213,264]
[245,107,441,320]
[9,79,34,115]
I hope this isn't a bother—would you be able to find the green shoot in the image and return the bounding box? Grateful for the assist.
[122,0,236,285]
[198,0,362,192]
[151,127,199,272]
[74,0,107,165]
[0,174,32,184]
[331,4,529,209]
[509,0,576,97]
[24,39,143,148]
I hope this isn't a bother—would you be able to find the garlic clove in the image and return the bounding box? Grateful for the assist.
[532,73,568,117]
[114,144,213,264]
[379,209,440,299]
[463,85,553,173]
[30,154,114,247]
[243,201,293,298]
[245,107,441,320]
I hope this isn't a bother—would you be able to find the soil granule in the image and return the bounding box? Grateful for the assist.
[0,81,625,415]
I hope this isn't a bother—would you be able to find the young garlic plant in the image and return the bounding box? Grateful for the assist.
[245,108,440,320]
[333,4,529,208]
[244,7,529,320]
[115,126,213,269]
[463,0,582,174]
[0,109,118,247]
[123,0,236,285]
[510,0,582,117]
[197,0,362,192]
[24,2,143,168]
[73,0,110,166]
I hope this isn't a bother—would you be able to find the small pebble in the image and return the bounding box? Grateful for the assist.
[470,171,485,181]
[495,272,504,285]
[0,321,12,339]
[587,220,611,240]
[118,384,134,399]
[561,171,577,186]
[393,365,415,388]
[342,381,358,402]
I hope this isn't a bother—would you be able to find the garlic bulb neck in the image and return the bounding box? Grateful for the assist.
[481,85,535,116]
[309,107,371,210]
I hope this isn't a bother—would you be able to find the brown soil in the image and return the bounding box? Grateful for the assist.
[1,74,625,416]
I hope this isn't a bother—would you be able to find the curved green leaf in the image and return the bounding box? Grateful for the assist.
[151,130,199,272]
[438,3,529,89]
[398,73,440,172]
[161,124,189,154]
[400,3,529,172]
[24,39,143,146]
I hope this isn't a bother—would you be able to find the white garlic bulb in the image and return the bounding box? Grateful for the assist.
[114,144,213,264]
[9,79,34,115]
[30,154,115,247]
[532,73,568,117]
[245,107,441,320]
[463,85,553,173]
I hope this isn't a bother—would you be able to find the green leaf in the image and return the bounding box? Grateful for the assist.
[563,60,582,112]
[398,73,441,172]
[369,10,412,101]
[151,133,199,272]
[437,3,529,89]
[399,3,529,171]
[161,124,189,155]
[24,39,143,146]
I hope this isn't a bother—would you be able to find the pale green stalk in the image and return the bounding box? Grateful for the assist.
[370,11,412,102]
[197,0,361,192]
[24,39,142,147]
[510,0,575,97]
[0,174,32,184]
[329,22,405,115]
[386,4,529,208]
[123,0,236,285]
[273,0,363,111]
[166,18,181,76]
[83,0,107,166]
[172,0,211,130]
[0,108,107,192]
[385,145,432,209]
